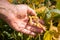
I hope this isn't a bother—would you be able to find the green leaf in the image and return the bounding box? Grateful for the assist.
[50,9,60,14]
[50,9,60,20]
[45,9,60,21]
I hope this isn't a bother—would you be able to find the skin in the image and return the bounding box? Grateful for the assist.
[0,0,44,36]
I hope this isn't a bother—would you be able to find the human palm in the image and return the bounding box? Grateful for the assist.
[0,1,44,36]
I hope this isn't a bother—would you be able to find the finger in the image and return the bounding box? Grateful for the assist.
[26,25,44,33]
[27,7,37,16]
[9,21,36,36]
[20,29,36,36]
[39,19,45,25]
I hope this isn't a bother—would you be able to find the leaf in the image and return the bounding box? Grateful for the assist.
[49,20,58,32]
[57,21,60,33]
[45,9,60,21]
[50,9,60,20]
[58,35,60,40]
[50,9,60,14]
[8,0,13,3]
[56,0,60,9]
[35,6,46,13]
[43,31,53,40]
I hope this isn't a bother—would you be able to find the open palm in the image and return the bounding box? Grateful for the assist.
[0,1,44,36]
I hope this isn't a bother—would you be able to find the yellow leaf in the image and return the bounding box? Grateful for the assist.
[57,21,60,33]
[49,20,58,32]
[35,2,39,5]
[38,0,45,3]
[35,6,46,13]
[29,16,46,31]
[43,31,53,40]
[8,0,13,3]
[56,0,60,1]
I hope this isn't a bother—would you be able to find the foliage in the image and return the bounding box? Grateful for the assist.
[0,0,60,40]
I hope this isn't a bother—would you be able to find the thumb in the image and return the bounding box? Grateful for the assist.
[27,7,37,16]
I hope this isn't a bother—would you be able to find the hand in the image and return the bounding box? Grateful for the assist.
[0,3,44,36]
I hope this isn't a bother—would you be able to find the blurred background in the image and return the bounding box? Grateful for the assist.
[0,0,60,40]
